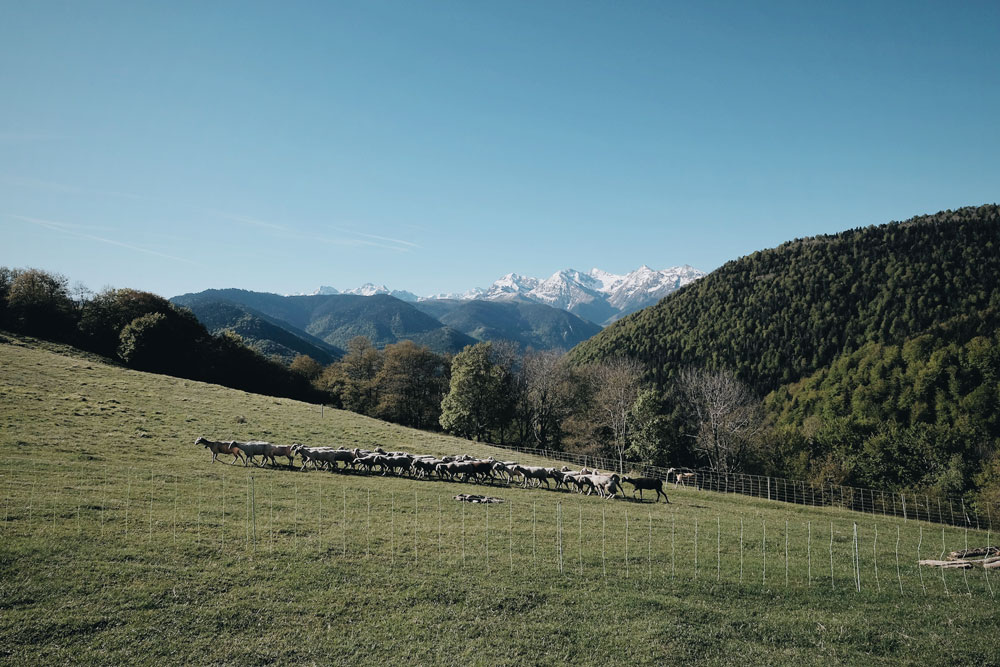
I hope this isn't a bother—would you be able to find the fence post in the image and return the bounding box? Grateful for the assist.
[895,525,902,594]
[739,517,744,584]
[872,523,879,592]
[149,469,154,544]
[985,519,995,598]
[694,518,699,580]
[624,508,629,580]
[829,521,834,590]
[762,520,766,585]
[196,476,201,546]
[939,527,948,594]
[852,523,860,593]
[917,525,926,594]
[601,506,606,578]
[557,502,563,574]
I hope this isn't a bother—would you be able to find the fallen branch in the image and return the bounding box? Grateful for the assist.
[919,559,974,569]
[919,552,1000,569]
[948,546,999,560]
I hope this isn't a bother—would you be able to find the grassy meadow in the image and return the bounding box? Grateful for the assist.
[1,333,998,665]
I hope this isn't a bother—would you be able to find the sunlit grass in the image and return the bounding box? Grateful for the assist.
[2,334,998,664]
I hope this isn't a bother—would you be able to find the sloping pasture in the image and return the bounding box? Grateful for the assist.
[1,335,998,665]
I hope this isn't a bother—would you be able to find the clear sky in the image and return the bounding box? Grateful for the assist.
[2,1,999,298]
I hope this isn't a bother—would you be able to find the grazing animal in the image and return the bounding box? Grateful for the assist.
[546,468,570,490]
[355,454,387,474]
[292,445,330,470]
[621,476,669,503]
[513,465,551,489]
[667,468,696,488]
[587,474,622,500]
[436,460,475,482]
[231,440,271,467]
[491,461,520,484]
[196,437,245,465]
[260,443,297,467]
[412,458,441,478]
[381,455,413,476]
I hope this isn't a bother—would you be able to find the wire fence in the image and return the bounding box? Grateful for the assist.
[1,461,995,600]
[486,444,999,531]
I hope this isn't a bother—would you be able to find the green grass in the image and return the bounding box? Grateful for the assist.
[2,333,999,665]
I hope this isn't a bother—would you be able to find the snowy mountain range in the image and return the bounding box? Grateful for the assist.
[314,284,420,302]
[313,265,705,326]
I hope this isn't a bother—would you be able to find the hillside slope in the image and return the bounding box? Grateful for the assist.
[763,308,1000,490]
[175,298,343,364]
[1,335,996,664]
[570,205,1000,393]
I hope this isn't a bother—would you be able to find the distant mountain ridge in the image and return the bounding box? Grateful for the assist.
[171,287,603,357]
[311,265,705,325]
[410,298,602,351]
[171,290,475,356]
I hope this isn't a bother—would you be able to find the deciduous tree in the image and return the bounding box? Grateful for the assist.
[677,367,763,473]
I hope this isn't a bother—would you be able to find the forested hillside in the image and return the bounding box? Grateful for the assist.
[177,299,343,364]
[568,205,1000,503]
[571,205,1000,393]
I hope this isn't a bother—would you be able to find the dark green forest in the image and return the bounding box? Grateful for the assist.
[569,205,1000,507]
[571,205,1000,393]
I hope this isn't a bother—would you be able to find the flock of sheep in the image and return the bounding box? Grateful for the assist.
[194,437,671,503]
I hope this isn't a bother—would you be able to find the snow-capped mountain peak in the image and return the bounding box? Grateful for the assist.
[312,264,705,325]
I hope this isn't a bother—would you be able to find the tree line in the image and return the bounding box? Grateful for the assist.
[0,267,323,403]
[291,336,762,481]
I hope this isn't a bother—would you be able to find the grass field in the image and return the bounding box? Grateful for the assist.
[2,333,998,665]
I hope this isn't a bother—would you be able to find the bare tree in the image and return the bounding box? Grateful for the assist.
[590,356,645,473]
[677,368,762,473]
[523,349,575,449]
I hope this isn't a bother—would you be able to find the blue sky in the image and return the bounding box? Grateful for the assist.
[2,1,998,298]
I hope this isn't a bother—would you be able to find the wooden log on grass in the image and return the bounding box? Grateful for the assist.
[919,559,974,569]
[919,555,1000,569]
[948,546,999,560]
